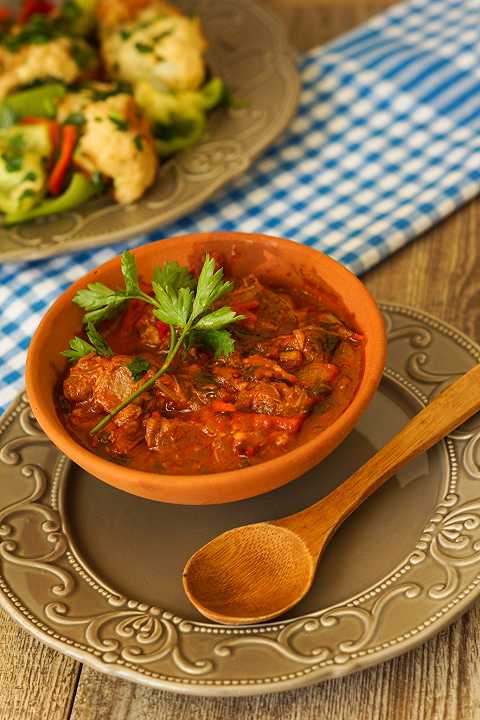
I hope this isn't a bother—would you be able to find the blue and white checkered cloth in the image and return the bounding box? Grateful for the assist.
[1,0,480,413]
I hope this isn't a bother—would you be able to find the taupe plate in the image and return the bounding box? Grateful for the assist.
[2,303,480,696]
[0,0,299,263]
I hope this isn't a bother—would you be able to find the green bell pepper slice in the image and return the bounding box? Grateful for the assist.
[200,77,225,111]
[4,172,98,225]
[0,83,67,123]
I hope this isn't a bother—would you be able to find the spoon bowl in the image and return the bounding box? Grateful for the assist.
[183,523,315,624]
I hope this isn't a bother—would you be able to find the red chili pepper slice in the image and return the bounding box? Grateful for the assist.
[18,0,55,24]
[47,125,77,196]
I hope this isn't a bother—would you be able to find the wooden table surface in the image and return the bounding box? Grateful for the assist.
[2,1,480,718]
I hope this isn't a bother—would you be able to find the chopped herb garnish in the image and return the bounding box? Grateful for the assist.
[63,112,86,126]
[108,113,128,131]
[153,29,173,42]
[24,170,37,182]
[134,134,144,151]
[2,152,22,172]
[119,29,132,40]
[19,188,35,200]
[66,252,243,435]
[135,42,153,53]
[88,81,132,101]
[127,356,150,381]
[70,41,95,70]
[61,336,97,362]
[91,170,105,193]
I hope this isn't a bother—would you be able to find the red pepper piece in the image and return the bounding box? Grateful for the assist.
[231,299,260,313]
[18,0,55,23]
[119,299,144,335]
[47,125,77,196]
[0,7,11,21]
[211,400,236,413]
[155,320,169,338]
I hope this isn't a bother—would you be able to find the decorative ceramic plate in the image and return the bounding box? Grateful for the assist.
[2,303,480,696]
[0,0,299,263]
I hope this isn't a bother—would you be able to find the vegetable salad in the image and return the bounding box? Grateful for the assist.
[0,0,230,224]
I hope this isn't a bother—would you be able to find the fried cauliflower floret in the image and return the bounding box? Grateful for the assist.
[0,38,91,101]
[97,0,207,92]
[96,0,181,30]
[56,83,122,122]
[73,93,158,204]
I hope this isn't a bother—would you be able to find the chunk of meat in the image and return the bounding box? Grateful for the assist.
[63,353,160,456]
[242,355,298,384]
[235,381,313,416]
[0,38,92,100]
[63,353,156,413]
[297,362,339,396]
[73,94,158,204]
[144,411,241,472]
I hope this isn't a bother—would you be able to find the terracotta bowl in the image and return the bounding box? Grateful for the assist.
[26,232,386,505]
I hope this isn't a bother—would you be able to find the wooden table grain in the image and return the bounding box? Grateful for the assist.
[2,1,480,718]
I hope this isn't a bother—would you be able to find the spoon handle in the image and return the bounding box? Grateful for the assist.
[280,363,480,551]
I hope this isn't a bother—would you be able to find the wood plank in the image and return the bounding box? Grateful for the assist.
[68,607,480,720]
[0,608,79,720]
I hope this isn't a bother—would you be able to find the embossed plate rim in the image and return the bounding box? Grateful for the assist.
[1,303,480,696]
[0,0,300,263]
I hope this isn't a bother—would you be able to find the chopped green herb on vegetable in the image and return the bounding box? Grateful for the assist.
[135,42,153,54]
[108,113,129,131]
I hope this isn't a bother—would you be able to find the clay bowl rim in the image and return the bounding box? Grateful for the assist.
[26,232,386,505]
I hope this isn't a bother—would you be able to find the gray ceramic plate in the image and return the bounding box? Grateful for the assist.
[2,303,480,696]
[0,0,299,263]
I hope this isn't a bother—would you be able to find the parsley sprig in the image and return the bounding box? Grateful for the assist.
[62,251,244,435]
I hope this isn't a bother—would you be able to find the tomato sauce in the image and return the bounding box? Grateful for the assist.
[58,272,365,474]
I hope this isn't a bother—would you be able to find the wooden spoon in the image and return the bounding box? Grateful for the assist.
[183,363,480,625]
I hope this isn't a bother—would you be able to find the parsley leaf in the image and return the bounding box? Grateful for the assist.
[133,133,143,151]
[194,306,243,330]
[85,322,113,357]
[153,261,196,293]
[121,250,140,294]
[152,285,193,327]
[61,336,97,362]
[192,254,233,319]
[188,329,235,359]
[127,356,150,381]
[73,282,126,325]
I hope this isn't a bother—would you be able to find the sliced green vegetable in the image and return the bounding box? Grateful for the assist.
[0,124,51,214]
[200,77,225,111]
[0,82,66,120]
[4,172,98,225]
[134,78,230,157]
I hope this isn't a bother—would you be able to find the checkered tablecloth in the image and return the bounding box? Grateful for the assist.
[1,0,480,413]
